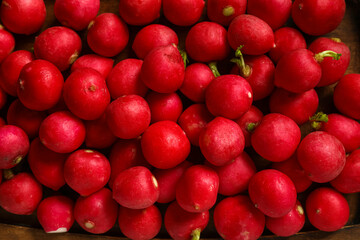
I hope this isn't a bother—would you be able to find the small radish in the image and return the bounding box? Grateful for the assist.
[0,87,6,110]
[0,26,15,63]
[248,169,297,218]
[296,131,346,183]
[146,91,183,123]
[235,105,263,147]
[84,113,117,149]
[74,188,118,234]
[37,196,74,233]
[185,21,230,62]
[165,201,209,240]
[0,125,29,169]
[292,0,346,36]
[112,166,159,209]
[118,205,162,240]
[207,0,247,26]
[106,59,148,99]
[119,0,161,26]
[141,121,190,169]
[306,187,349,232]
[132,24,179,59]
[214,195,265,240]
[87,13,129,57]
[71,54,114,79]
[162,0,205,26]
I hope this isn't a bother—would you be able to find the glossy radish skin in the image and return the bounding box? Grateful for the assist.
[141,121,191,169]
[251,113,301,162]
[106,59,148,99]
[39,111,86,153]
[118,205,162,240]
[146,91,183,123]
[248,169,297,218]
[74,188,118,234]
[0,0,46,35]
[37,196,74,233]
[235,105,263,147]
[64,149,111,196]
[297,131,346,183]
[165,201,209,240]
[228,14,275,55]
[292,0,346,36]
[199,117,245,166]
[132,24,179,59]
[266,200,305,237]
[71,54,114,79]
[84,113,117,149]
[163,0,205,26]
[0,172,42,215]
[0,50,34,96]
[185,21,230,62]
[119,0,161,26]
[17,60,64,111]
[207,0,247,26]
[87,13,129,57]
[0,26,15,63]
[112,166,159,209]
[0,125,29,169]
[28,138,67,191]
[214,195,265,240]
[54,0,100,31]
[306,187,349,232]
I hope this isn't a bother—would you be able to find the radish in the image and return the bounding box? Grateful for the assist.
[0,26,15,63]
[207,0,247,26]
[119,0,161,26]
[235,105,263,147]
[0,87,6,110]
[84,113,117,149]
[162,0,205,26]
[71,54,114,79]
[146,91,183,123]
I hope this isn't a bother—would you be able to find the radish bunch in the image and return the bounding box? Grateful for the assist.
[0,0,359,239]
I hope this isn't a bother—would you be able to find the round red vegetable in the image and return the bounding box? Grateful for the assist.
[0,26,15,63]
[119,0,161,26]
[146,91,183,123]
[163,0,205,26]
[207,0,247,26]
[71,54,114,79]
[235,105,263,147]
[84,113,117,149]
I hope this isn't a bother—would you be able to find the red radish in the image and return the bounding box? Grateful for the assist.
[176,165,219,213]
[251,113,301,162]
[28,138,67,191]
[106,59,148,99]
[0,26,15,63]
[180,63,215,103]
[140,44,185,93]
[247,0,292,30]
[6,99,47,139]
[112,166,159,209]
[0,172,42,215]
[227,14,275,55]
[162,0,205,26]
[269,88,319,125]
[132,24,179,59]
[17,60,64,111]
[199,117,244,166]
[118,205,162,240]
[0,125,29,169]
[84,113,117,149]
[146,91,183,123]
[292,0,346,36]
[297,131,346,183]
[185,21,230,62]
[207,151,256,196]
[205,74,253,119]
[306,187,349,232]
[0,50,34,96]
[34,26,82,71]
[39,111,86,153]
[153,161,192,204]
[235,105,263,147]
[214,195,265,240]
[0,0,46,35]
[37,196,74,233]
[105,94,150,139]
[64,149,111,196]
[331,150,360,194]
[71,54,114,79]
[165,201,209,240]
[272,155,312,193]
[74,188,118,234]
[248,169,297,218]
[178,104,214,146]
[119,0,161,26]
[207,0,247,26]
[269,27,307,63]
[141,121,190,169]
[266,200,305,237]
[0,87,6,109]
[54,0,100,31]
[87,13,129,57]
[308,37,350,87]
[333,74,360,120]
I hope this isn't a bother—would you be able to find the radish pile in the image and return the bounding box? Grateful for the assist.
[0,0,360,239]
